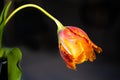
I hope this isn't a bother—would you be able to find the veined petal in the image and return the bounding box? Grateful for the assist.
[59,43,76,69]
[58,26,102,70]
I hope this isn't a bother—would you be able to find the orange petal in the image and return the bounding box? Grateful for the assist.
[59,43,76,70]
[58,26,102,70]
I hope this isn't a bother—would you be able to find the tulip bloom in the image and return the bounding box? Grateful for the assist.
[58,26,102,70]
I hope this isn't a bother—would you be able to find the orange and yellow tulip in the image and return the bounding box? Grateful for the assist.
[58,26,102,70]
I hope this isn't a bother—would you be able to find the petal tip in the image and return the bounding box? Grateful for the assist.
[66,63,77,70]
[96,47,103,53]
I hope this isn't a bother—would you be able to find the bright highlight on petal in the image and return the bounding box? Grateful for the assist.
[58,26,102,70]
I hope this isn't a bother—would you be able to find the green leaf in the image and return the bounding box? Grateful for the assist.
[5,48,22,80]
[0,1,12,25]
[0,48,4,58]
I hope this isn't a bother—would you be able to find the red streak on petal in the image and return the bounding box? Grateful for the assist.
[67,26,102,54]
[59,43,76,70]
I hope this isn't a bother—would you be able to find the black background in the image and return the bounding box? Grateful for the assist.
[1,0,120,80]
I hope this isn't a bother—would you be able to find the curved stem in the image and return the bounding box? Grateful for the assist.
[5,4,64,31]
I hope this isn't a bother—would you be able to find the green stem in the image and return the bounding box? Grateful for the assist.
[0,28,3,48]
[5,4,64,31]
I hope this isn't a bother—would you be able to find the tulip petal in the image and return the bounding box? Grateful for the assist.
[58,26,102,70]
[59,43,76,69]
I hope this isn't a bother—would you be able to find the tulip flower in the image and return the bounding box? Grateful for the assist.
[58,26,102,70]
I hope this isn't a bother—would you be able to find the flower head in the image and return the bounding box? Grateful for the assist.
[58,26,102,70]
